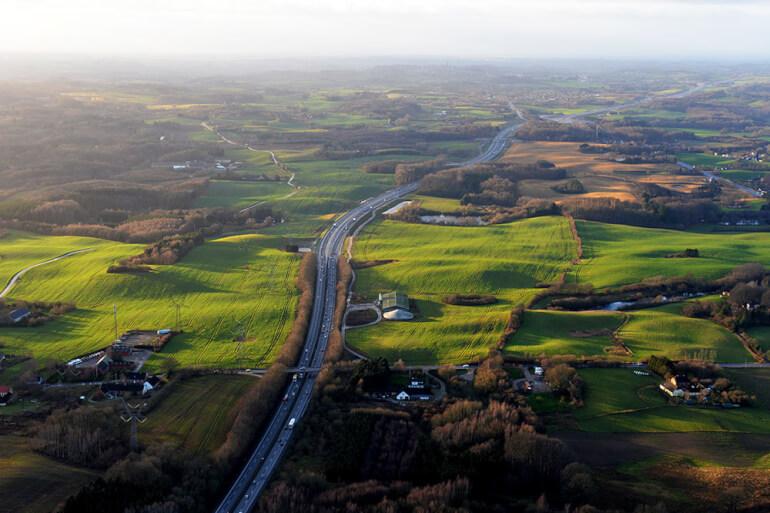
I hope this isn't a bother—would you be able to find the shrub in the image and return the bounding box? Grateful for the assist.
[552,179,586,194]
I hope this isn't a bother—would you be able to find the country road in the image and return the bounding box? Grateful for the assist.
[214,82,726,513]
[201,121,299,215]
[677,161,764,199]
[0,249,92,299]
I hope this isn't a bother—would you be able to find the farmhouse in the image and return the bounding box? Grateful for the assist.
[659,373,713,402]
[379,291,414,321]
[0,386,13,405]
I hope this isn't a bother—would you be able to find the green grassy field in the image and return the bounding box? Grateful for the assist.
[576,220,770,289]
[141,374,256,454]
[724,369,770,409]
[346,216,577,364]
[0,435,99,513]
[573,368,770,433]
[505,304,748,362]
[193,180,292,209]
[617,303,747,362]
[746,326,770,352]
[0,232,299,369]
[505,309,624,357]
[194,154,412,239]
[675,152,734,167]
[0,231,100,288]
[411,194,463,212]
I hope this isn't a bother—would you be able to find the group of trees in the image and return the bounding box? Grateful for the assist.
[545,364,585,405]
[517,120,695,145]
[418,161,564,208]
[258,358,587,513]
[32,407,128,469]
[560,196,722,229]
[255,355,673,513]
[59,445,221,513]
[118,232,205,268]
[681,264,770,338]
[549,263,767,313]
[394,158,447,185]
[5,201,279,245]
[552,178,586,195]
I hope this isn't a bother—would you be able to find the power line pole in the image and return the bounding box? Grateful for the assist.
[113,304,118,341]
[120,399,147,452]
[171,299,183,332]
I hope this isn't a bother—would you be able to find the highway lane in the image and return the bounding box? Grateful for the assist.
[215,116,520,513]
[216,82,726,512]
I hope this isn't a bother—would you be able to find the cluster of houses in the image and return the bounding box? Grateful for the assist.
[659,374,740,407]
[66,329,173,379]
[67,343,135,377]
[154,159,242,172]
[100,371,161,399]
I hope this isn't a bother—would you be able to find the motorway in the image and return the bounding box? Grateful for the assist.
[214,115,521,513]
[215,82,730,513]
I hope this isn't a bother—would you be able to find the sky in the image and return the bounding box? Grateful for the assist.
[1,0,769,60]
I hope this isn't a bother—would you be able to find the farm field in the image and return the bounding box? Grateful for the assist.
[575,220,770,289]
[410,194,463,212]
[500,141,704,202]
[675,152,735,168]
[346,299,510,363]
[193,180,292,209]
[141,374,257,454]
[572,368,770,433]
[0,231,105,289]
[0,232,299,369]
[346,216,577,364]
[746,326,770,351]
[0,435,99,513]
[504,309,624,358]
[617,303,747,362]
[505,303,747,362]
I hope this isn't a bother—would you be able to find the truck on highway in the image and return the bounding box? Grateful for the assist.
[288,417,296,429]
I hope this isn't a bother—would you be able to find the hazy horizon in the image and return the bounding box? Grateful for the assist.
[2,0,770,60]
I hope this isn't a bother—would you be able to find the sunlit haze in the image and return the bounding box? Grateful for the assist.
[2,0,770,59]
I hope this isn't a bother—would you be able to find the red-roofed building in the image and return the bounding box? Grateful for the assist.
[0,386,13,405]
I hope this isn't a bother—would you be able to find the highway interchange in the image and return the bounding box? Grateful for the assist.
[214,82,731,513]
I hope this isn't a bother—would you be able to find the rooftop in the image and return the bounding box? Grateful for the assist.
[380,291,410,312]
